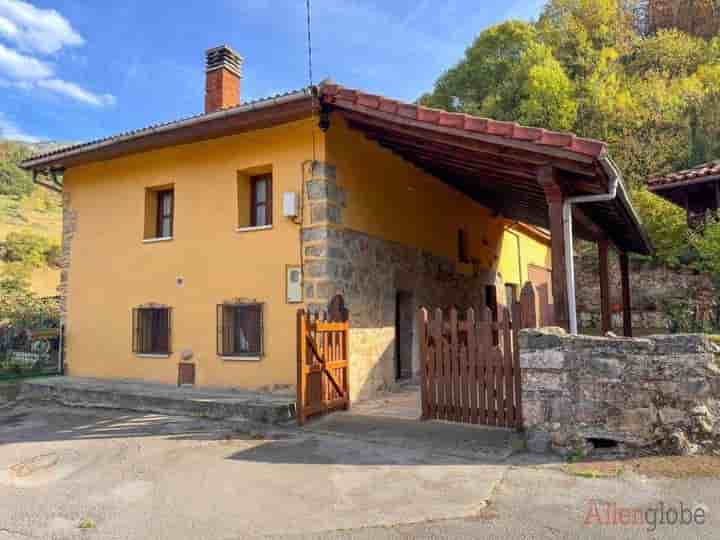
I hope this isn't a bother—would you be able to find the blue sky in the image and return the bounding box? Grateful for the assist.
[0,0,545,143]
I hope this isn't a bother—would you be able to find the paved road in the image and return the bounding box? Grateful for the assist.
[0,403,718,539]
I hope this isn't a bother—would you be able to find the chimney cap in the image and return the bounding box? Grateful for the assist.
[205,45,243,77]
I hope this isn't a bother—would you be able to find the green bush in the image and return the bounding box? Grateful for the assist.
[1,231,59,268]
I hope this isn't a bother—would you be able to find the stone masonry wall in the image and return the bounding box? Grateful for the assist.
[300,160,501,401]
[575,250,718,332]
[520,327,720,456]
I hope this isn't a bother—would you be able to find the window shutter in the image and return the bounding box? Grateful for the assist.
[216,304,223,356]
[165,308,172,354]
[132,308,139,353]
[266,178,273,226]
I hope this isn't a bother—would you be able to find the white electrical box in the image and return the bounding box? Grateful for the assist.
[286,265,302,303]
[283,192,299,217]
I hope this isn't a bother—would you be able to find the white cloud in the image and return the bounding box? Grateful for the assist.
[0,42,51,79]
[0,112,41,142]
[0,0,83,54]
[0,2,115,108]
[36,78,116,107]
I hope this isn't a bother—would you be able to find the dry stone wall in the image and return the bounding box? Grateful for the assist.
[575,251,718,332]
[520,327,720,457]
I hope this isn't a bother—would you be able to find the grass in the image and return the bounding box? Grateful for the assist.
[78,518,95,529]
[563,456,720,479]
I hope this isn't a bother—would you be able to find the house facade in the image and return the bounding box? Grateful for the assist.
[24,46,650,401]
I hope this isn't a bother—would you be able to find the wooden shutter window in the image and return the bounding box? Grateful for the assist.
[132,307,171,355]
[250,175,272,227]
[217,303,263,357]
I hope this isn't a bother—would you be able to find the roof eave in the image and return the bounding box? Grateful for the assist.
[21,88,312,171]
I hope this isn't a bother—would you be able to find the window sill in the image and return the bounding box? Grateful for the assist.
[143,236,173,244]
[136,353,171,358]
[236,225,272,233]
[220,355,262,362]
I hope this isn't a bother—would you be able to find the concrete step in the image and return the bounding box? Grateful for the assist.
[20,377,295,425]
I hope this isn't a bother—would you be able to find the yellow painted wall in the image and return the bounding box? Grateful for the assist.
[326,115,506,269]
[63,118,321,388]
[498,225,553,286]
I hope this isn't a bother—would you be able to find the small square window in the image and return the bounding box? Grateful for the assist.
[217,303,264,357]
[144,185,174,239]
[132,307,172,355]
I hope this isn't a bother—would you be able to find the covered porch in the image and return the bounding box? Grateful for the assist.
[321,84,652,336]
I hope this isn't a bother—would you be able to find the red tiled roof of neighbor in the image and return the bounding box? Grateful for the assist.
[647,161,720,190]
[320,83,608,159]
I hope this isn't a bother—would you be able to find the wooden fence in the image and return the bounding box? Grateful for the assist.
[296,308,350,425]
[418,303,523,429]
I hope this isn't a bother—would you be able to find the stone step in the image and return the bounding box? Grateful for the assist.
[19,377,296,425]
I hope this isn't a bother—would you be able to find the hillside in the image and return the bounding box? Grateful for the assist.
[0,140,65,297]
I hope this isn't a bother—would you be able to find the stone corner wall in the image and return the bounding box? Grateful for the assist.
[520,327,720,456]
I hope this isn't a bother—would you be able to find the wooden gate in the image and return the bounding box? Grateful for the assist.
[418,304,522,429]
[296,307,350,425]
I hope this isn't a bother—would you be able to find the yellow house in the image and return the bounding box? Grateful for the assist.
[23,45,650,401]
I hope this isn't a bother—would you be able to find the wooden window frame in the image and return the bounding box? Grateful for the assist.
[250,175,272,228]
[156,189,174,238]
[217,302,264,359]
[132,307,172,355]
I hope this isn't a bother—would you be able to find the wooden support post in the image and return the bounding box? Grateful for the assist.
[620,252,632,338]
[537,166,570,331]
[598,238,611,334]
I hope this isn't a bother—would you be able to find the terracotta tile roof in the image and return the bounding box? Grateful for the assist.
[320,83,607,159]
[647,161,720,190]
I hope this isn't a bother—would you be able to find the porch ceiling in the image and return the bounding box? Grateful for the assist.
[322,84,651,255]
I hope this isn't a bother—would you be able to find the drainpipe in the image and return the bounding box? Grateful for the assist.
[563,156,622,334]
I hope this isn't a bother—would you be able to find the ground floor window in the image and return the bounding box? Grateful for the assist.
[132,307,172,355]
[217,303,264,358]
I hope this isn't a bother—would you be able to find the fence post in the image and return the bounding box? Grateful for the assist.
[519,281,538,329]
[417,307,429,420]
[296,309,307,426]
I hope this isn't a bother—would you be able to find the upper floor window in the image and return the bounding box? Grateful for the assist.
[250,175,272,227]
[458,228,469,263]
[144,185,174,240]
[132,307,172,355]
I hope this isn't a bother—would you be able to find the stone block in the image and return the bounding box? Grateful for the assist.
[301,227,328,243]
[519,349,566,370]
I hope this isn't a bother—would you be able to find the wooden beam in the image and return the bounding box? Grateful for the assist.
[341,111,598,173]
[537,166,570,331]
[598,239,611,334]
[620,252,632,337]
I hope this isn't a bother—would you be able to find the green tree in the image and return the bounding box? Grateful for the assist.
[1,231,57,268]
[0,144,33,199]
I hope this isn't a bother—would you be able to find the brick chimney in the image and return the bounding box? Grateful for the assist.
[204,45,243,113]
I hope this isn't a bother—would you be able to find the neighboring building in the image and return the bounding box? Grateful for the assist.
[647,161,720,227]
[22,45,651,401]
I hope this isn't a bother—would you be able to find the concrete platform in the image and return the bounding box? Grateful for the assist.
[20,377,295,424]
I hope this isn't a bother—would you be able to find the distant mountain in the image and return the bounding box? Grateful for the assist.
[5,139,77,157]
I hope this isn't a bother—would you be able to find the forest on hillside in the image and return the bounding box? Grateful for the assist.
[0,142,62,340]
[420,0,720,278]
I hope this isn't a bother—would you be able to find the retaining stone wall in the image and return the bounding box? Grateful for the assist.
[520,327,720,456]
[575,251,718,332]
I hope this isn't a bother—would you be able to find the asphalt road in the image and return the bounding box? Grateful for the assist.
[0,403,718,539]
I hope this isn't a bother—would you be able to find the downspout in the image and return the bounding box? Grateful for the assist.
[563,156,622,334]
